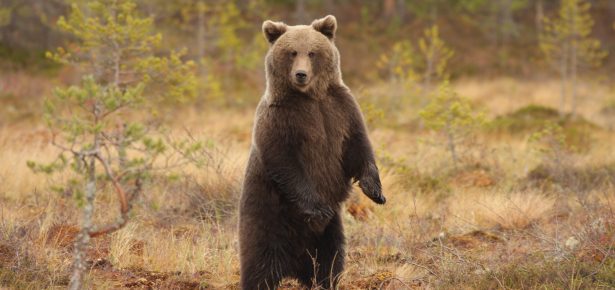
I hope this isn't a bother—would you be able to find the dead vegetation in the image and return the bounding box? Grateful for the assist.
[1,78,615,289]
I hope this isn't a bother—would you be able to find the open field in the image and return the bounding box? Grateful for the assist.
[1,76,614,289]
[1,0,615,288]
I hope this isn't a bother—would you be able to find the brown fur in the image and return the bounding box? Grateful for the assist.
[239,15,385,289]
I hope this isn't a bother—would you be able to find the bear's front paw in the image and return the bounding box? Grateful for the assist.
[359,166,386,205]
[304,205,334,233]
[359,178,386,204]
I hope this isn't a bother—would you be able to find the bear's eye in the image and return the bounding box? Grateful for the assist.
[291,51,297,57]
[308,52,315,58]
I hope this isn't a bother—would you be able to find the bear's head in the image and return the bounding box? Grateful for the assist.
[262,15,341,97]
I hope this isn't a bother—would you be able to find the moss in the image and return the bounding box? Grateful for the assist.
[0,43,61,75]
[510,104,561,119]
[490,104,599,151]
[491,104,599,133]
[525,162,615,193]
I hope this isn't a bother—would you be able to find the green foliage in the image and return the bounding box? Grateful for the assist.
[33,73,171,188]
[0,43,61,73]
[26,154,68,174]
[491,105,560,133]
[359,101,385,130]
[540,0,607,115]
[540,0,607,66]
[420,81,485,167]
[376,24,455,115]
[420,81,485,133]
[528,122,567,157]
[490,104,597,151]
[407,0,489,18]
[375,40,423,117]
[491,105,598,131]
[214,2,244,63]
[29,0,199,219]
[601,96,615,116]
[540,0,607,69]
[377,40,418,83]
[418,25,454,87]
[48,0,196,104]
[0,6,10,27]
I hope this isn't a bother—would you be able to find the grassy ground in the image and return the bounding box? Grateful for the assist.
[1,76,614,289]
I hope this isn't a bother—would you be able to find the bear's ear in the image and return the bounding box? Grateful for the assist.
[262,20,287,44]
[311,15,337,40]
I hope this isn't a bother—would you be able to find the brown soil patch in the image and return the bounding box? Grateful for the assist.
[88,237,111,261]
[94,267,214,289]
[352,271,395,289]
[46,224,79,249]
[453,169,495,188]
[0,242,16,267]
[346,201,373,221]
[449,230,504,249]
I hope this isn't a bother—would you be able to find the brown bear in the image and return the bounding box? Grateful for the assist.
[239,15,386,289]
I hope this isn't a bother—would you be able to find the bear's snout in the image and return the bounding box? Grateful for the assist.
[295,70,308,84]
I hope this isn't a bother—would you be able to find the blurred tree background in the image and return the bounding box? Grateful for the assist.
[0,0,614,110]
[2,1,615,288]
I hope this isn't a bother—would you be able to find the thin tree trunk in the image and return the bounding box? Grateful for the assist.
[196,2,206,73]
[500,0,516,45]
[429,4,438,24]
[559,51,568,117]
[69,104,101,289]
[396,0,406,23]
[570,42,578,118]
[382,0,395,19]
[423,47,434,98]
[118,124,127,170]
[489,0,500,47]
[536,0,544,35]
[446,121,458,169]
[570,4,578,118]
[68,161,95,290]
[295,0,307,24]
[323,0,334,13]
[447,131,458,169]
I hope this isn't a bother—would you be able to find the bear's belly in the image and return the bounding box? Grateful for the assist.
[298,120,350,204]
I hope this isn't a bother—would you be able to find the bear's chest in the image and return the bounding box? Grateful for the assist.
[299,101,347,148]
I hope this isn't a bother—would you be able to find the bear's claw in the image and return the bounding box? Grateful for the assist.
[359,169,386,205]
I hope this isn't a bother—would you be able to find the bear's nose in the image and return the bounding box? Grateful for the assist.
[295,70,308,82]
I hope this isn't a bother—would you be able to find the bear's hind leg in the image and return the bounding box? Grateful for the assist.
[297,213,345,289]
[240,248,286,290]
[241,265,283,290]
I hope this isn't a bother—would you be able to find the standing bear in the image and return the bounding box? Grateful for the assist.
[239,15,386,289]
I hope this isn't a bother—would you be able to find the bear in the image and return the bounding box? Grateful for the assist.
[239,15,386,289]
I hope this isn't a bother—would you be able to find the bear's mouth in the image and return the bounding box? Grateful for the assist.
[293,79,310,90]
[294,80,308,86]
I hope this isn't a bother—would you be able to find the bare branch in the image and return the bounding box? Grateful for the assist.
[94,153,129,214]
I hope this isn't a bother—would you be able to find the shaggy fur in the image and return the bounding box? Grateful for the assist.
[239,15,386,289]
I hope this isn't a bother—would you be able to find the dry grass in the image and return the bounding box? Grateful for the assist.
[1,77,615,289]
[447,191,556,231]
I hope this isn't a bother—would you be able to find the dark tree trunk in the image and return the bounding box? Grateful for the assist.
[295,0,308,24]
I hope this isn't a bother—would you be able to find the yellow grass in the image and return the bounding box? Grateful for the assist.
[1,77,615,288]
[447,190,556,231]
